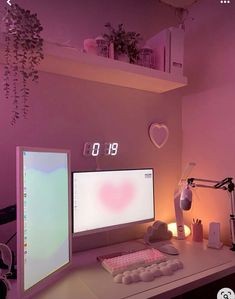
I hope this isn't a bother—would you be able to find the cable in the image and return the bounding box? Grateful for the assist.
[5,232,16,245]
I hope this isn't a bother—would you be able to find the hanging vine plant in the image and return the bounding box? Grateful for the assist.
[3,3,44,124]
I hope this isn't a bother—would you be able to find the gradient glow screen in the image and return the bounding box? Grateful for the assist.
[17,148,71,296]
[73,169,155,235]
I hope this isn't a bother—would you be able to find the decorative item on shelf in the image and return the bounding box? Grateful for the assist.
[144,220,173,244]
[149,123,169,149]
[108,42,114,59]
[103,22,142,64]
[83,38,97,55]
[95,36,109,58]
[3,3,44,125]
[138,47,155,69]
[145,27,184,75]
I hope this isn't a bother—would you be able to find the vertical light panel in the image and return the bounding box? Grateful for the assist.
[17,147,71,298]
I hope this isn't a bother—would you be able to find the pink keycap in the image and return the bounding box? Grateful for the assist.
[102,248,166,275]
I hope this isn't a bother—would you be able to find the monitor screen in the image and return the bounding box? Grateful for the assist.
[17,147,71,298]
[73,168,155,235]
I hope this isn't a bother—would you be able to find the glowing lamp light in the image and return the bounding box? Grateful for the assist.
[168,222,191,238]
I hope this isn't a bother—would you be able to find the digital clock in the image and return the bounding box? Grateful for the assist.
[83,142,119,156]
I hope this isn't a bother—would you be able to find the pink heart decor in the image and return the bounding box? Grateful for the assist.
[149,123,169,149]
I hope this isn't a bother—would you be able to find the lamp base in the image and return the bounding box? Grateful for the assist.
[230,243,235,251]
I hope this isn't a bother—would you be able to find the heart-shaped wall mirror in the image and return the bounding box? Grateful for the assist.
[149,123,169,149]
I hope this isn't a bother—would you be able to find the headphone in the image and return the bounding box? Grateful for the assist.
[0,243,12,299]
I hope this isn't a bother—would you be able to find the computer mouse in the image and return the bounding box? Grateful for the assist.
[158,244,179,255]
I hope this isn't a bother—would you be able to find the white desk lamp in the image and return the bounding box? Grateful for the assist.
[174,162,195,240]
[175,175,235,251]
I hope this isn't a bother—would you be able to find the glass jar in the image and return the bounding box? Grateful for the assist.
[139,47,155,69]
[95,36,109,58]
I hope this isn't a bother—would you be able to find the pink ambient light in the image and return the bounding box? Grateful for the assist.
[99,181,135,212]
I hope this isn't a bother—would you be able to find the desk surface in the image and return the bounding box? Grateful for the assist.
[9,239,235,299]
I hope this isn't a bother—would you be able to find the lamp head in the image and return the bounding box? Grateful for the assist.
[180,185,192,210]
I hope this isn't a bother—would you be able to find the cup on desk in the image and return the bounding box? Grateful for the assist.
[191,219,203,242]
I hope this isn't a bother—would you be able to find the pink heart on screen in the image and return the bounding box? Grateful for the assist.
[99,182,135,212]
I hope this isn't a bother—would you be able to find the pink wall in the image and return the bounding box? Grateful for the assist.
[182,1,235,245]
[0,1,183,252]
[6,0,178,50]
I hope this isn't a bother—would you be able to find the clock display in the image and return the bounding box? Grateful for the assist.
[83,142,119,156]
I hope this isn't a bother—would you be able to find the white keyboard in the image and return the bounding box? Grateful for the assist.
[101,248,166,276]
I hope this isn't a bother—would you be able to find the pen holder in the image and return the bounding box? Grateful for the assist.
[191,223,203,242]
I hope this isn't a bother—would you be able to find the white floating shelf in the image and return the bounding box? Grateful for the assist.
[0,41,187,93]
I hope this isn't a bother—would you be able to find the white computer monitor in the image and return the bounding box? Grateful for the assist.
[72,168,155,236]
[16,147,71,298]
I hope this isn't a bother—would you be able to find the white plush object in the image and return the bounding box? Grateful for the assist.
[159,265,173,275]
[150,268,162,277]
[123,270,131,276]
[144,220,172,244]
[175,260,184,269]
[113,259,183,284]
[122,275,132,284]
[139,271,154,282]
[131,272,141,282]
[113,274,123,283]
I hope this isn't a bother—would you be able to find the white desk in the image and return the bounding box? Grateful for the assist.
[8,239,235,299]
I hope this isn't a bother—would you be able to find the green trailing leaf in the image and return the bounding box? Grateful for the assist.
[3,3,44,124]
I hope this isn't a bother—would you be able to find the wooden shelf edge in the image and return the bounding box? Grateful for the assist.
[0,41,188,93]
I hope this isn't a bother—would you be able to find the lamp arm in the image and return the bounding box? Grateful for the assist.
[188,177,233,189]
[175,175,235,249]
[187,177,235,251]
[229,189,235,250]
[188,178,221,184]
[230,190,235,215]
[191,183,227,190]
